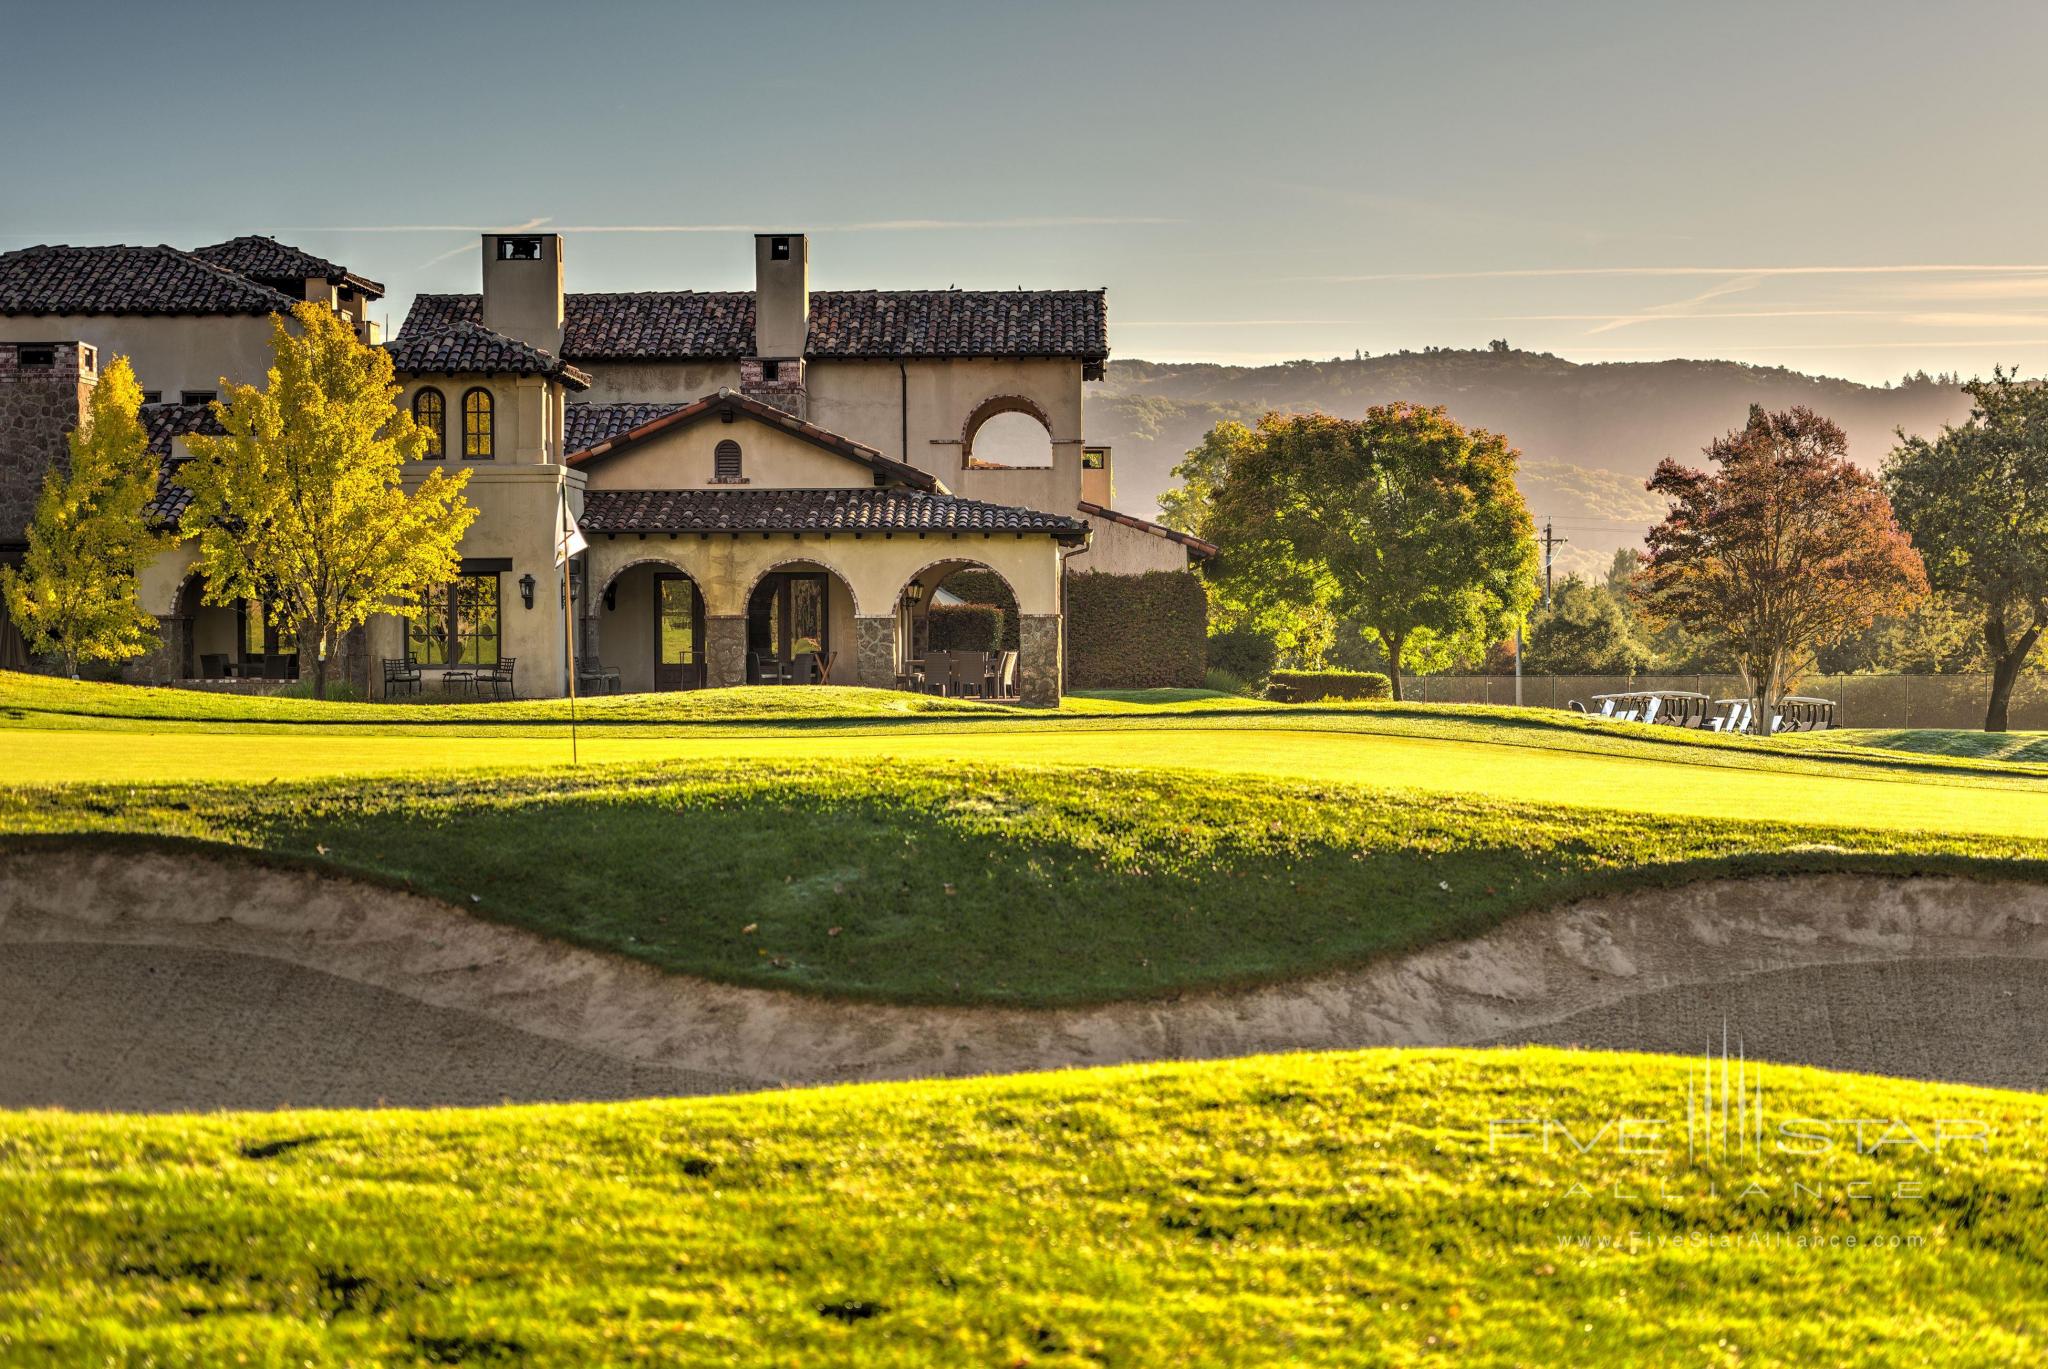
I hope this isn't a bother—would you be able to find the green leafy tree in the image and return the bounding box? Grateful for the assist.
[1523,575,1650,674]
[1883,369,2048,731]
[1175,406,1539,700]
[1638,406,1926,731]
[1,356,172,677]
[179,303,478,699]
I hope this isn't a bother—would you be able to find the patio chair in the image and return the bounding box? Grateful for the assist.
[896,658,927,692]
[1566,699,1589,714]
[921,650,954,695]
[475,657,516,700]
[751,651,790,685]
[950,651,991,699]
[382,656,421,697]
[199,652,228,679]
[1641,696,1662,725]
[788,653,819,686]
[1596,699,1616,717]
[992,649,1018,698]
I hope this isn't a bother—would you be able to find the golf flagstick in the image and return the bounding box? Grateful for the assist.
[557,481,588,765]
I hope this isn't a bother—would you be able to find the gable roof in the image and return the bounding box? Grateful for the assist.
[566,389,937,491]
[384,320,591,389]
[0,244,302,317]
[400,288,1108,365]
[191,235,385,298]
[579,487,1088,543]
[1078,500,1218,560]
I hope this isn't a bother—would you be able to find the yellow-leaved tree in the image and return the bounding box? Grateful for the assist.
[1,355,173,678]
[179,303,478,698]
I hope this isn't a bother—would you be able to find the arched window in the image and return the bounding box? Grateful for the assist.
[713,439,743,482]
[412,387,445,458]
[462,387,494,460]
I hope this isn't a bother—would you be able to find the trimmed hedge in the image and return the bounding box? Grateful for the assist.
[1066,570,1207,690]
[1266,669,1393,703]
[938,571,1021,650]
[926,603,1004,652]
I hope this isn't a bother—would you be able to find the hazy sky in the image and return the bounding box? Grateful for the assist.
[7,0,2048,382]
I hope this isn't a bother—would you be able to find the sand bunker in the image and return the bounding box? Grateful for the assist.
[3,847,2046,1111]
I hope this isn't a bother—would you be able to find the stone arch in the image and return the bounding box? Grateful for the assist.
[740,556,863,686]
[960,394,1055,469]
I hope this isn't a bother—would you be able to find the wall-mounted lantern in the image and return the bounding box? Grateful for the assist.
[905,580,925,605]
[518,573,536,610]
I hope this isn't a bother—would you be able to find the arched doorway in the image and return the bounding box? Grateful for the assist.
[175,573,291,680]
[898,559,1022,698]
[743,560,859,685]
[594,559,706,693]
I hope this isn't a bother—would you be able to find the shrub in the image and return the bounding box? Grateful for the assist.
[938,571,1021,650]
[927,603,1003,652]
[1203,667,1251,696]
[1266,669,1393,703]
[1066,570,1208,689]
[1207,625,1279,683]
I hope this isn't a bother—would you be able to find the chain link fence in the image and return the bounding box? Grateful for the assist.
[1400,672,2048,731]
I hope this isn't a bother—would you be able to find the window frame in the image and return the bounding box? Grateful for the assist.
[412,387,446,459]
[461,387,495,461]
[408,571,502,667]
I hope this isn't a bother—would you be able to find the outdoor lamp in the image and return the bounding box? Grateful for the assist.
[518,573,536,610]
[906,580,924,604]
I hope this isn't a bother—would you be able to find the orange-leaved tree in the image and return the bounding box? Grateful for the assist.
[1635,405,1926,732]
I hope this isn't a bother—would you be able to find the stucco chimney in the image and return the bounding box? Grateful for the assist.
[753,233,809,360]
[481,232,565,354]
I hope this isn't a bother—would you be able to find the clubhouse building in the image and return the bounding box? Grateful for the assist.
[0,231,1211,703]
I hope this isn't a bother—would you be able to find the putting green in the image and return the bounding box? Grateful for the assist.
[8,722,2047,840]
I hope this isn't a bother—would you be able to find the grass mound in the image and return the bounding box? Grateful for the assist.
[2,1048,2039,1364]
[8,759,2047,1004]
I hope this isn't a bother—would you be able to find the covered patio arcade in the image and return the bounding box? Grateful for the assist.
[574,487,1085,705]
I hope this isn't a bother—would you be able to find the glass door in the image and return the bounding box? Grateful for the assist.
[654,574,703,689]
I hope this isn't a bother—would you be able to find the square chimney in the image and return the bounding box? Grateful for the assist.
[481,231,565,354]
[753,233,809,360]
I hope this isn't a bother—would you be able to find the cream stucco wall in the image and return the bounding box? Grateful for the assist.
[576,360,743,406]
[1066,518,1196,575]
[579,411,881,491]
[397,373,558,467]
[0,314,279,399]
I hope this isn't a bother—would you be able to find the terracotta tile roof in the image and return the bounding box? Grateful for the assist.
[0,244,302,317]
[141,402,224,458]
[568,388,936,490]
[384,321,591,390]
[400,289,1109,363]
[565,401,682,453]
[1078,500,1218,559]
[580,487,1088,541]
[191,235,385,298]
[138,403,224,527]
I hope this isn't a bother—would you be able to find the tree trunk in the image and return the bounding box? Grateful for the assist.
[309,620,329,700]
[1384,631,1405,702]
[1983,617,2039,734]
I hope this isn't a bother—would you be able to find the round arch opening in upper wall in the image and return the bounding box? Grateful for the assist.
[960,395,1055,469]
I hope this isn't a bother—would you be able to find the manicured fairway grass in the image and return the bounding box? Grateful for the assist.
[9,759,2048,1004]
[1,1047,2039,1365]
[9,675,2048,841]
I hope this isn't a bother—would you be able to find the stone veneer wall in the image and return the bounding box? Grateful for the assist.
[1017,613,1062,707]
[0,341,96,542]
[854,616,896,689]
[738,357,807,418]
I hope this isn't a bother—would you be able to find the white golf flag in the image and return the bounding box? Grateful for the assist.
[555,486,587,567]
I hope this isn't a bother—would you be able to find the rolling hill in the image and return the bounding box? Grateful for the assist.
[1086,351,1971,578]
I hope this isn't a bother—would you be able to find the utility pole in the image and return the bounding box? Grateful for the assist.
[1539,519,1569,608]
